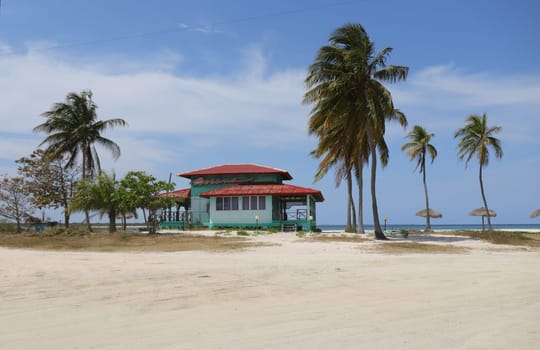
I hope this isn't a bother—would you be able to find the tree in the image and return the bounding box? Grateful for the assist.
[304,23,408,239]
[70,172,123,233]
[16,149,80,228]
[401,125,437,231]
[120,171,175,234]
[0,176,35,232]
[455,113,503,231]
[33,90,127,230]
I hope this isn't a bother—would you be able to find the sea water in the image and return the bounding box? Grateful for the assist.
[319,223,540,232]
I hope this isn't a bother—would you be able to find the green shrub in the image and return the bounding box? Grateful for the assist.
[345,227,356,233]
[237,230,249,236]
[0,222,18,233]
[268,227,280,234]
[400,229,409,238]
[296,231,306,238]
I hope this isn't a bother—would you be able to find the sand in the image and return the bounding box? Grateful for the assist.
[1,232,539,349]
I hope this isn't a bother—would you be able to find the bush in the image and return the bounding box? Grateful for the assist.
[268,227,280,234]
[237,230,249,236]
[0,222,18,233]
[296,231,306,238]
[400,229,409,238]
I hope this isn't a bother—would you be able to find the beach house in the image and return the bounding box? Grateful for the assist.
[158,164,324,231]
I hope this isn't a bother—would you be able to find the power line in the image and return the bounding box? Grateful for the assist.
[0,0,363,57]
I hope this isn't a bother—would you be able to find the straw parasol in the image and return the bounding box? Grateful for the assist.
[469,207,497,217]
[530,209,540,219]
[416,209,443,218]
[469,207,497,231]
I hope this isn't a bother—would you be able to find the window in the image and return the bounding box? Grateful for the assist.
[258,196,266,210]
[216,197,240,211]
[242,196,249,210]
[251,196,258,210]
[216,197,223,211]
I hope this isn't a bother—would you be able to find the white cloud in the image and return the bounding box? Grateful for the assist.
[0,137,40,162]
[391,64,540,146]
[0,43,309,177]
[178,23,223,33]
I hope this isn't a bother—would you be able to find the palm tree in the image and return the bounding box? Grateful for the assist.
[454,113,503,231]
[70,172,122,233]
[401,125,437,231]
[304,23,408,239]
[34,90,127,229]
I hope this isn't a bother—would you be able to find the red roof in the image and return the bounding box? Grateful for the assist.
[178,164,292,180]
[156,188,190,198]
[200,184,324,202]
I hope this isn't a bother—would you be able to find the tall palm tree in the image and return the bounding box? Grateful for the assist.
[304,23,408,239]
[34,90,127,229]
[401,125,437,231]
[454,113,503,231]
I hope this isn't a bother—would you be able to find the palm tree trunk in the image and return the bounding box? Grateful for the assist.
[354,163,365,234]
[82,149,92,232]
[370,142,386,240]
[351,195,357,231]
[479,164,492,231]
[349,171,357,231]
[422,161,432,232]
[346,173,353,231]
[109,209,117,233]
[64,210,70,229]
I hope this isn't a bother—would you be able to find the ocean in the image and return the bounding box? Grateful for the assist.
[319,223,540,232]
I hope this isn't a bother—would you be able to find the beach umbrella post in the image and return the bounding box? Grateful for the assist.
[416,209,442,232]
[469,207,497,231]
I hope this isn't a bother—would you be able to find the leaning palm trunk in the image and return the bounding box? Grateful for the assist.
[370,143,386,240]
[354,163,365,234]
[346,174,355,231]
[479,164,492,231]
[423,162,432,231]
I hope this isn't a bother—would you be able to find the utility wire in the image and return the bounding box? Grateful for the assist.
[0,0,363,56]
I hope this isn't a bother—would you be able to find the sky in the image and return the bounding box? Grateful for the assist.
[0,0,539,225]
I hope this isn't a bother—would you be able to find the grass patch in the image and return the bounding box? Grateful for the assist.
[0,232,274,252]
[441,230,540,247]
[375,242,468,254]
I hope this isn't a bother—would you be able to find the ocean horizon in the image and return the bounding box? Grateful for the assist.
[319,223,540,232]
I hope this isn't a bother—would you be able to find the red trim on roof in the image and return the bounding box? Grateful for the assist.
[200,184,324,202]
[156,188,190,198]
[178,164,292,180]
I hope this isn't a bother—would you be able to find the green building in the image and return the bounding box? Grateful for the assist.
[159,164,324,231]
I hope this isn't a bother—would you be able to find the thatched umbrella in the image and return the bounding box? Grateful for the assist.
[530,209,540,219]
[416,209,443,219]
[469,207,497,231]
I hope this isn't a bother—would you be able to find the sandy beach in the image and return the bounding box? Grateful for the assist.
[1,232,539,349]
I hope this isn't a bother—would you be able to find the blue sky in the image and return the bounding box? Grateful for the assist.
[0,0,539,225]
